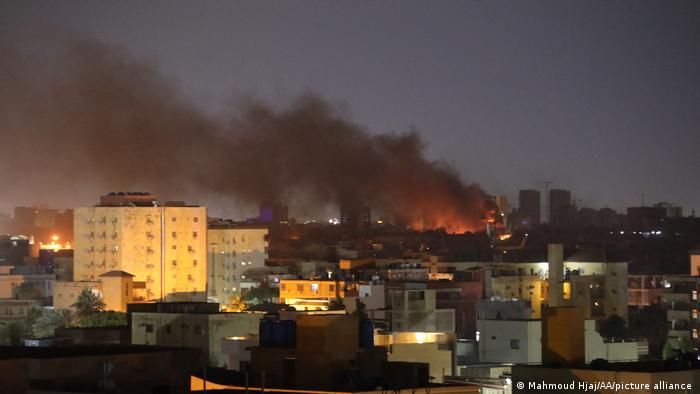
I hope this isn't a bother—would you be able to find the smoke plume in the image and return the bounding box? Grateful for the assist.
[0,38,492,232]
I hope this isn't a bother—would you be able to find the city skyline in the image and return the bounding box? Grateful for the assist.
[1,1,699,217]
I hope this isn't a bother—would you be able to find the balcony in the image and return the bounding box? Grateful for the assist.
[668,310,690,320]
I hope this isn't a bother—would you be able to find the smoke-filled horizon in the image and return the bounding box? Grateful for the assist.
[0,38,492,232]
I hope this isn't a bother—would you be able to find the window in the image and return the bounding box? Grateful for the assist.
[311,283,319,293]
[693,309,698,320]
[408,291,425,301]
[693,290,698,301]
[694,329,699,339]
[297,284,304,293]
[172,231,177,238]
[145,324,154,333]
[193,217,199,222]
[510,339,520,349]
[172,217,177,222]
[193,231,198,239]
[193,260,198,267]
[166,325,172,334]
[172,245,177,250]
[194,325,203,335]
[280,284,286,291]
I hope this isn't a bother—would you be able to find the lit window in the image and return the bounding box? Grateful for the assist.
[693,290,698,301]
[311,283,319,293]
[694,329,698,339]
[694,310,698,320]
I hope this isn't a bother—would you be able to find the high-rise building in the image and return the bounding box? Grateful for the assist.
[340,202,371,231]
[258,201,289,223]
[207,220,269,303]
[518,189,541,226]
[73,193,207,303]
[549,189,572,226]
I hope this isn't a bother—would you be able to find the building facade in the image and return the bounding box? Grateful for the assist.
[207,222,269,303]
[72,194,207,303]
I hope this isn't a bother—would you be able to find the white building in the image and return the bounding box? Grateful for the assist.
[207,221,268,304]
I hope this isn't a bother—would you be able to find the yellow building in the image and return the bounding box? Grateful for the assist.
[207,223,268,303]
[279,279,347,311]
[69,193,207,307]
[53,281,100,310]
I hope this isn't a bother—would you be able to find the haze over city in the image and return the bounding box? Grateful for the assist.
[4,2,700,393]
[1,0,699,218]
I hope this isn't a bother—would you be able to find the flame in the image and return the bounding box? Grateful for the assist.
[498,233,512,241]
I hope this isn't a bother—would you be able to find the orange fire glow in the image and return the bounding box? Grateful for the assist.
[498,233,512,241]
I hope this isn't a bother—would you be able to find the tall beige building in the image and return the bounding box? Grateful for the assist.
[207,220,268,304]
[73,193,207,303]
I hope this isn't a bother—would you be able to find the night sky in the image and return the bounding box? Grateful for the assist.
[1,1,699,216]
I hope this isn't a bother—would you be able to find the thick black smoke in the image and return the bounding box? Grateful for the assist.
[0,38,492,232]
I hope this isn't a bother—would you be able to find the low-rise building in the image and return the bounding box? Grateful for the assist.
[279,279,350,311]
[129,302,263,368]
[389,288,455,333]
[0,345,200,394]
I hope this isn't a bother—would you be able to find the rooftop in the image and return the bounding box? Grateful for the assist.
[0,345,199,360]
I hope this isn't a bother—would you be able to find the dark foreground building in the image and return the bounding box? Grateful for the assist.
[0,345,201,394]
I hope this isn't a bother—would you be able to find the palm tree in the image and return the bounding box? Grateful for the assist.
[71,288,106,319]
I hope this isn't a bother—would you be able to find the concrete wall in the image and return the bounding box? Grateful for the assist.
[388,342,452,383]
[584,320,642,363]
[477,319,541,364]
[131,311,261,367]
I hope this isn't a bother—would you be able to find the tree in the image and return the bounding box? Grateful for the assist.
[679,335,692,353]
[663,340,676,360]
[33,309,73,338]
[79,311,127,327]
[225,295,247,312]
[328,296,345,311]
[242,287,277,305]
[71,288,106,319]
[599,314,629,339]
[629,303,667,358]
[353,299,368,319]
[0,321,29,345]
